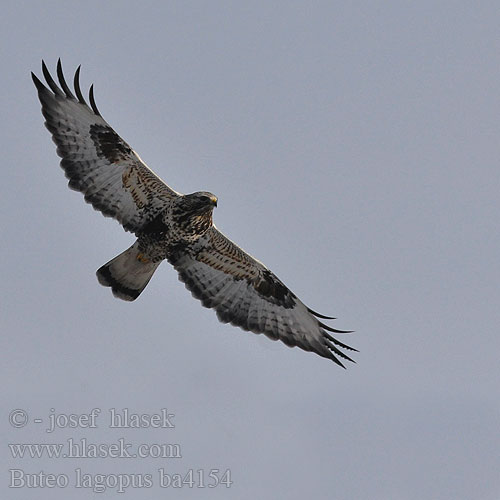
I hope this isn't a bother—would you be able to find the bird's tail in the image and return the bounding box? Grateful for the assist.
[96,242,161,301]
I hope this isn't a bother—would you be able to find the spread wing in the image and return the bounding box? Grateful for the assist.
[32,60,180,234]
[170,227,357,367]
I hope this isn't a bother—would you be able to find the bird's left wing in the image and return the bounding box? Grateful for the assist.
[170,227,356,366]
[32,60,180,234]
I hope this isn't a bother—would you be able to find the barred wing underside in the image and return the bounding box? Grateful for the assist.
[32,60,180,234]
[170,228,357,367]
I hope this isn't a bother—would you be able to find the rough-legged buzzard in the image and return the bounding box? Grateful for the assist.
[32,60,356,366]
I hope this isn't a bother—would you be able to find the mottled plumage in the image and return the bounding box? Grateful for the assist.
[33,60,357,366]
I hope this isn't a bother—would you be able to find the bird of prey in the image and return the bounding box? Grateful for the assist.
[32,60,356,366]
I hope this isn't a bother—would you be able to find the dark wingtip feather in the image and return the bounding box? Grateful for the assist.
[31,71,46,91]
[73,65,87,105]
[307,307,336,320]
[89,84,101,116]
[41,60,63,96]
[326,338,356,365]
[329,355,347,369]
[332,345,357,362]
[56,59,75,99]
[324,331,359,353]
[318,320,354,334]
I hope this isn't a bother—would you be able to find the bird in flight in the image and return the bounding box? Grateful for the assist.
[32,60,356,366]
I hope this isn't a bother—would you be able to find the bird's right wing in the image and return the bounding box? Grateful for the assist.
[32,60,180,234]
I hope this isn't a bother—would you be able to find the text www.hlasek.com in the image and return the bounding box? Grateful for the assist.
[9,438,181,459]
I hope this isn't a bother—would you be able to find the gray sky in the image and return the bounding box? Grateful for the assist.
[2,1,499,499]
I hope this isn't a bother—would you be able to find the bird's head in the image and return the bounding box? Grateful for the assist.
[173,191,218,236]
[184,191,218,212]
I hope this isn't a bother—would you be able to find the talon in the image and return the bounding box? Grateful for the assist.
[136,252,150,263]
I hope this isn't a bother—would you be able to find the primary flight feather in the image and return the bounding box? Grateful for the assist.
[32,60,356,367]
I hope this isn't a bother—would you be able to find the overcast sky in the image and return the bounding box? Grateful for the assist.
[2,2,499,499]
